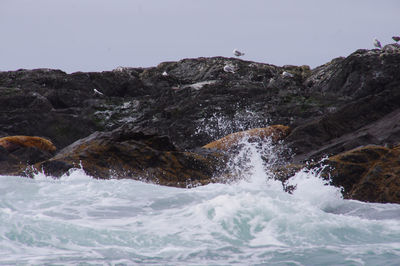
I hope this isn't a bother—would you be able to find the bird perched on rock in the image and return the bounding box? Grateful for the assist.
[373,38,382,49]
[162,71,168,76]
[223,65,235,73]
[392,36,400,43]
[281,71,294,78]
[233,49,245,57]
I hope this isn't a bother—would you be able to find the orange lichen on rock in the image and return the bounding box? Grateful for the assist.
[202,125,291,151]
[0,136,56,152]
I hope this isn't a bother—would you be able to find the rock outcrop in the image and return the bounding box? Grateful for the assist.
[34,126,226,188]
[0,58,314,150]
[320,145,400,203]
[202,125,291,151]
[0,136,56,152]
[287,47,400,162]
[0,44,399,203]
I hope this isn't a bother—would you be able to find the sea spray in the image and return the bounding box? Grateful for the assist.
[1,121,400,264]
[194,108,270,145]
[2,161,400,265]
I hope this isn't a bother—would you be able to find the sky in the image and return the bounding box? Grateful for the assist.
[0,0,399,73]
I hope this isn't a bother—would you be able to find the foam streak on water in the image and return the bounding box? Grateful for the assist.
[1,142,400,265]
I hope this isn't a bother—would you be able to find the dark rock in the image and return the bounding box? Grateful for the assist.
[0,145,55,176]
[0,59,316,151]
[287,47,400,162]
[34,126,227,188]
[1,45,400,202]
[319,145,400,203]
[11,146,54,165]
[38,160,75,178]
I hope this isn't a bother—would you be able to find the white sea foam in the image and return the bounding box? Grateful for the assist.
[1,167,400,265]
[1,131,400,265]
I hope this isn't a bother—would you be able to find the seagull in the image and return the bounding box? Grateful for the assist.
[392,36,400,43]
[93,89,104,96]
[233,49,245,57]
[223,65,235,73]
[373,38,382,49]
[282,71,294,78]
[162,71,168,76]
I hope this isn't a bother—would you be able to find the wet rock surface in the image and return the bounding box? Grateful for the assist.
[202,125,291,150]
[320,145,400,203]
[287,47,400,162]
[1,44,400,202]
[33,126,226,188]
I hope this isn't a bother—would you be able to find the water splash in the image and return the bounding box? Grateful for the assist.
[194,108,270,141]
[2,112,400,264]
[2,153,400,265]
[221,136,278,185]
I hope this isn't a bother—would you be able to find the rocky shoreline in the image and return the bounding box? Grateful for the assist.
[1,44,399,203]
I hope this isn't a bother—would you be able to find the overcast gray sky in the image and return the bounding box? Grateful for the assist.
[1,0,399,73]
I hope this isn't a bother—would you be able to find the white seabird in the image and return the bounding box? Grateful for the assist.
[282,71,294,78]
[392,36,400,43]
[373,38,382,49]
[223,65,235,73]
[233,49,245,57]
[93,89,104,96]
[162,71,168,76]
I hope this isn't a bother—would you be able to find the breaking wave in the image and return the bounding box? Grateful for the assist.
[1,133,400,265]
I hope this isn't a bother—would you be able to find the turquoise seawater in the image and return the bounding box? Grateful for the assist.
[1,166,400,265]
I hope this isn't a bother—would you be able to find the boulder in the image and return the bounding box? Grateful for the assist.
[0,136,56,152]
[34,126,226,188]
[0,136,56,175]
[319,145,400,203]
[202,125,291,150]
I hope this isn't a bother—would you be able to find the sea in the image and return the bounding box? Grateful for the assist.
[1,134,400,265]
